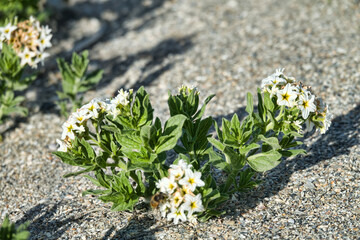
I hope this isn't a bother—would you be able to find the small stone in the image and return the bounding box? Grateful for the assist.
[288,219,295,224]
[304,181,315,189]
[48,143,58,151]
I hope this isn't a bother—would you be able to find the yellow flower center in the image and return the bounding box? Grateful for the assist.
[67,125,73,132]
[190,202,197,209]
[188,178,195,185]
[281,93,290,101]
[302,100,309,108]
[181,188,187,195]
[169,183,174,190]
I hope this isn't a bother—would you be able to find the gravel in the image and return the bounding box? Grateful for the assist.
[1,0,360,239]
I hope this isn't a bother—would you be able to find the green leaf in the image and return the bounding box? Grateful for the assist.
[83,175,103,187]
[258,135,281,150]
[82,189,110,196]
[257,88,265,122]
[208,149,231,173]
[223,147,245,170]
[53,151,78,166]
[263,92,274,111]
[247,150,282,172]
[155,114,187,153]
[0,215,30,240]
[207,137,225,151]
[63,166,96,178]
[279,149,306,157]
[245,92,253,115]
[198,209,226,222]
[140,125,157,149]
[85,69,103,85]
[80,138,95,160]
[288,131,304,138]
[95,171,110,188]
[115,131,142,150]
[236,168,260,192]
[193,94,215,120]
[240,143,260,155]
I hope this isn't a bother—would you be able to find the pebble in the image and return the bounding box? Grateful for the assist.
[1,0,360,239]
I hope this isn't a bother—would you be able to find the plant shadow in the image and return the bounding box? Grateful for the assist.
[15,201,91,240]
[101,214,158,240]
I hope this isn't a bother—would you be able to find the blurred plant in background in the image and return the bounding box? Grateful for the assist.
[56,50,103,117]
[0,17,52,129]
[0,0,47,25]
[0,215,29,240]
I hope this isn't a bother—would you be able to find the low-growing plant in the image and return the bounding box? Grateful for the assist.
[56,50,103,117]
[54,69,332,223]
[0,215,29,240]
[0,0,42,25]
[0,17,52,124]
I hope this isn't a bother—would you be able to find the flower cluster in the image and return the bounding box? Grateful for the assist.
[0,16,52,68]
[261,69,332,133]
[178,85,200,96]
[155,160,205,224]
[56,89,132,152]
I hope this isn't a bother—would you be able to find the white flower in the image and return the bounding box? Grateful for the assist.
[261,76,274,90]
[56,139,69,152]
[170,159,190,171]
[169,167,184,180]
[179,169,205,192]
[38,33,52,51]
[272,76,287,86]
[276,83,298,107]
[106,89,130,118]
[61,119,77,140]
[18,47,36,67]
[0,23,17,40]
[298,93,316,119]
[107,105,122,119]
[29,16,36,24]
[112,89,130,107]
[188,214,198,225]
[156,176,177,194]
[169,159,190,178]
[180,184,194,197]
[319,109,332,134]
[34,51,50,66]
[274,68,285,77]
[293,120,303,129]
[72,108,89,124]
[171,191,184,208]
[82,99,101,119]
[167,207,187,224]
[267,84,280,98]
[40,25,52,35]
[261,69,286,92]
[182,194,204,217]
[159,202,171,218]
